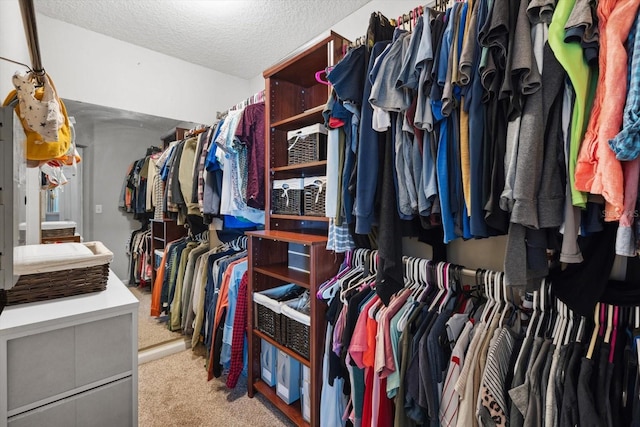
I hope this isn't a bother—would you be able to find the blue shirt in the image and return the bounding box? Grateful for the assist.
[354,41,391,234]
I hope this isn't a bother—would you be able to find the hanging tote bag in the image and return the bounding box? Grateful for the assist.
[3,71,71,162]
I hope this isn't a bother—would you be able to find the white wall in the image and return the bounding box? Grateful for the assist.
[0,1,31,100]
[36,15,251,125]
[248,74,265,97]
[1,2,252,123]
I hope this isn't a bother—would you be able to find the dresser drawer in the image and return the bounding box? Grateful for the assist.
[7,313,133,411]
[8,377,133,427]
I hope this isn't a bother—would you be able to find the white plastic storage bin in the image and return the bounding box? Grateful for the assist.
[261,339,278,387]
[301,365,311,422]
[276,350,301,404]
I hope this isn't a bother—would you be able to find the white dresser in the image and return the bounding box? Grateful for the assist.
[0,272,138,427]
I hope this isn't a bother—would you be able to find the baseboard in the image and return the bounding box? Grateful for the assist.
[138,338,191,365]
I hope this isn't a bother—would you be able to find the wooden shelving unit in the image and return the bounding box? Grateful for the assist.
[246,32,349,427]
[150,219,186,286]
[247,230,342,427]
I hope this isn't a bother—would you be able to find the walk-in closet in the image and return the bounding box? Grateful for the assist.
[1,0,640,426]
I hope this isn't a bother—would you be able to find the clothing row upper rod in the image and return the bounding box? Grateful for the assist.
[215,89,266,120]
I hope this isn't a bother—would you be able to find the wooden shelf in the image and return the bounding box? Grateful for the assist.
[253,330,310,367]
[254,264,310,288]
[247,229,328,245]
[272,160,327,173]
[271,106,324,130]
[270,214,330,223]
[252,379,309,427]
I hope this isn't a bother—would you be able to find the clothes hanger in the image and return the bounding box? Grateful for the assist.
[575,314,586,343]
[550,296,561,342]
[525,290,539,338]
[478,270,492,323]
[609,305,619,364]
[429,262,447,312]
[315,69,331,86]
[604,304,614,345]
[491,272,505,324]
[483,270,496,322]
[586,302,601,359]
[416,259,433,302]
[498,272,514,329]
[563,303,574,346]
[535,279,547,338]
[318,259,351,300]
[476,269,490,322]
[438,263,453,313]
[553,299,568,347]
[318,274,340,300]
[405,257,424,299]
[338,267,365,304]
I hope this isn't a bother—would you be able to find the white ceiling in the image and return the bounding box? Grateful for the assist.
[34,0,372,80]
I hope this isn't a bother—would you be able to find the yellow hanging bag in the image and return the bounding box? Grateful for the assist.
[3,71,71,162]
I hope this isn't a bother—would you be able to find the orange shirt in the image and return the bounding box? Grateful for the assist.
[150,245,170,317]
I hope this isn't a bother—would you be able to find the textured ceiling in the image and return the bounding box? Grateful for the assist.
[34,0,371,80]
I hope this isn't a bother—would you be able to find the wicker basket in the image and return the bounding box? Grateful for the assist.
[284,315,310,359]
[272,179,304,215]
[7,264,109,305]
[19,221,76,244]
[281,299,310,359]
[303,177,327,217]
[287,124,327,166]
[255,303,284,343]
[9,241,113,306]
[42,227,75,238]
[254,284,307,346]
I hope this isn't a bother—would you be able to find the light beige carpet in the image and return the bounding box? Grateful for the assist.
[138,347,295,427]
[128,286,184,350]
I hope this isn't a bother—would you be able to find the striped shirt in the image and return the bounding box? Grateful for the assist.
[440,320,474,427]
[477,327,516,426]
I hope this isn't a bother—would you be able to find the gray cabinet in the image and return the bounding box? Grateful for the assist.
[0,272,138,427]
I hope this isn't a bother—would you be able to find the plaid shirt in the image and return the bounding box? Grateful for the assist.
[226,271,248,388]
[609,12,640,161]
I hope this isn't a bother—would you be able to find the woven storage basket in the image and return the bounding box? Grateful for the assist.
[287,124,327,166]
[284,316,310,359]
[303,177,327,217]
[7,264,109,305]
[9,241,113,306]
[253,284,307,346]
[255,303,284,343]
[281,301,310,359]
[42,227,75,238]
[272,178,304,215]
[19,221,76,244]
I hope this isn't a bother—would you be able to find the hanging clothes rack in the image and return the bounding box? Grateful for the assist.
[395,4,428,29]
[216,89,265,120]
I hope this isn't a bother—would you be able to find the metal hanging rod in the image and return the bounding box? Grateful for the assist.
[19,0,44,77]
